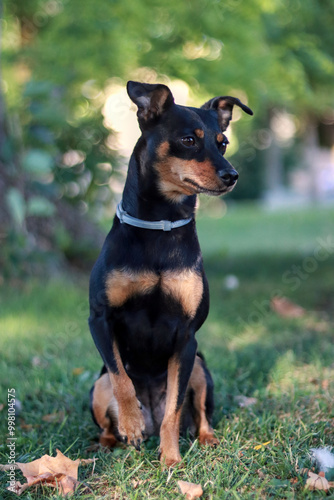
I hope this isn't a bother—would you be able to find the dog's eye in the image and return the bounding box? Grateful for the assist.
[181,137,196,147]
[219,139,229,155]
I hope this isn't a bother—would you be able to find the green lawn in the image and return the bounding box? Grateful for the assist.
[1,203,334,499]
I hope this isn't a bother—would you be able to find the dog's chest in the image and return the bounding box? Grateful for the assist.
[105,268,203,319]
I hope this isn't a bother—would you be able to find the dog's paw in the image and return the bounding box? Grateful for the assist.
[117,400,146,450]
[198,431,219,447]
[159,449,182,468]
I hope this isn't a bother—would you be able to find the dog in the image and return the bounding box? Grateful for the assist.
[89,81,253,467]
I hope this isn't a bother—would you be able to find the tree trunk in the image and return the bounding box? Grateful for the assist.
[303,120,322,204]
[0,0,6,160]
[264,136,284,194]
[262,110,285,208]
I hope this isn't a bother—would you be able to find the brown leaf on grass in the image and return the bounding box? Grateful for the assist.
[177,480,203,499]
[271,296,306,318]
[132,478,150,489]
[42,411,65,423]
[31,356,43,367]
[257,469,266,479]
[305,471,334,492]
[72,367,84,376]
[321,379,329,390]
[305,318,329,332]
[234,395,258,408]
[19,419,34,431]
[2,449,95,496]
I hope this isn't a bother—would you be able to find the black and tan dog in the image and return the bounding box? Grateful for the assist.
[89,81,252,467]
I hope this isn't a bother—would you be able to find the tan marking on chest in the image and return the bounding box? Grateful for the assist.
[106,269,159,307]
[106,268,203,317]
[161,269,203,318]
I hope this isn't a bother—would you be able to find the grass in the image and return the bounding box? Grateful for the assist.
[1,202,334,499]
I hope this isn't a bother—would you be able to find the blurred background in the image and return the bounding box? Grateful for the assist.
[1,4,334,489]
[1,0,334,278]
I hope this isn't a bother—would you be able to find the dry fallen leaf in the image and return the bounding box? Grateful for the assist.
[1,449,95,496]
[234,396,258,408]
[72,367,85,376]
[271,296,306,318]
[31,356,43,367]
[19,420,34,431]
[299,468,310,475]
[305,318,329,332]
[322,379,329,390]
[177,480,203,499]
[132,478,150,489]
[305,471,334,492]
[42,411,65,423]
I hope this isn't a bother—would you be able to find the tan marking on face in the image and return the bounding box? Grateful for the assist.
[106,269,159,307]
[160,356,182,466]
[217,133,224,143]
[155,156,224,202]
[161,269,203,318]
[188,356,218,446]
[155,142,188,203]
[194,128,204,139]
[157,141,170,158]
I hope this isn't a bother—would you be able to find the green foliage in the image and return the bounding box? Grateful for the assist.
[22,149,53,176]
[3,187,58,280]
[5,188,26,227]
[26,196,55,217]
[4,0,334,114]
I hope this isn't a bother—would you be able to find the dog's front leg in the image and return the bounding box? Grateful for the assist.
[159,334,197,467]
[89,310,145,449]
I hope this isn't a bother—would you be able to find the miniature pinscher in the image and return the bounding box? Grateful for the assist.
[89,81,253,467]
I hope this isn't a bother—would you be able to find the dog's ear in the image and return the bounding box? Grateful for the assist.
[201,96,253,131]
[127,81,174,130]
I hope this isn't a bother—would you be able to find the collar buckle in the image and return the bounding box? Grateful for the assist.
[162,220,172,231]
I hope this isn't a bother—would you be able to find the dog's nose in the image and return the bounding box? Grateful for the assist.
[218,169,239,186]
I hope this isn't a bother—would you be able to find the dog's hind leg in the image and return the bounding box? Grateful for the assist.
[188,354,219,446]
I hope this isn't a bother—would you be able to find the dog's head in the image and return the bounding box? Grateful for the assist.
[127,81,253,203]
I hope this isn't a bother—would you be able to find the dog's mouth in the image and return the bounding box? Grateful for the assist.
[184,177,236,196]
